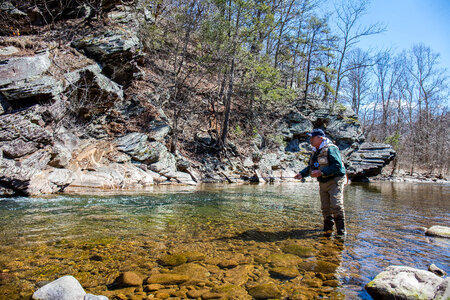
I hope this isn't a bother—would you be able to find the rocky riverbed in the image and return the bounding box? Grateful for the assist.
[1,226,348,299]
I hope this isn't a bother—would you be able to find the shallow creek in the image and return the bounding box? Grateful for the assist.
[0,182,449,299]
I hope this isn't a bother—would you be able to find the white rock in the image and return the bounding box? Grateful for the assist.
[0,46,19,56]
[47,169,74,187]
[365,266,444,300]
[426,225,450,238]
[32,275,86,300]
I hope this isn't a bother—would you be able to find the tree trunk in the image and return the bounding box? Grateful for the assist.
[221,58,235,146]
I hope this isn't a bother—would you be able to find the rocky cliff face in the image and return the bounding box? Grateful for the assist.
[0,2,395,196]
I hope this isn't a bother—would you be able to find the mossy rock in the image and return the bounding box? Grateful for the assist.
[302,278,323,288]
[181,251,206,262]
[282,244,315,258]
[158,254,187,266]
[171,263,210,281]
[313,261,339,274]
[113,271,143,287]
[269,266,300,279]
[248,283,283,299]
[323,279,339,287]
[267,253,302,267]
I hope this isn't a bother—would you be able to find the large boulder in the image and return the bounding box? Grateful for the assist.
[64,64,124,121]
[115,133,167,163]
[71,29,143,85]
[31,275,108,300]
[64,162,153,193]
[279,111,313,140]
[32,275,86,300]
[346,142,396,181]
[0,52,62,110]
[425,225,450,238]
[0,52,52,86]
[365,266,448,300]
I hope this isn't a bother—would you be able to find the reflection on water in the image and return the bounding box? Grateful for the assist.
[0,182,449,299]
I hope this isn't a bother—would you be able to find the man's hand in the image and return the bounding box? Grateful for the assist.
[311,170,322,178]
[294,173,302,180]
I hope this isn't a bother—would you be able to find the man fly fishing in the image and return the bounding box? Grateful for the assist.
[294,129,347,236]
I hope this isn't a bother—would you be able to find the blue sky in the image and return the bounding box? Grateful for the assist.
[355,0,450,71]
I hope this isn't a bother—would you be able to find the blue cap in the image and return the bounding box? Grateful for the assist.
[307,129,325,137]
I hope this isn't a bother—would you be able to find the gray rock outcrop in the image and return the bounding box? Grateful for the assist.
[346,142,396,181]
[0,52,62,110]
[72,30,143,85]
[365,266,449,300]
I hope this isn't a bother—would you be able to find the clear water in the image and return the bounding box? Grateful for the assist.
[0,182,449,299]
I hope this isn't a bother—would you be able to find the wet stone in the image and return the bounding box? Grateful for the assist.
[158,254,188,266]
[323,279,340,287]
[186,288,209,298]
[144,283,164,292]
[302,277,323,288]
[313,261,339,274]
[218,259,238,269]
[146,274,189,285]
[224,264,254,286]
[269,266,300,279]
[282,244,315,258]
[425,225,450,238]
[182,251,206,262]
[248,283,283,299]
[267,253,302,267]
[113,271,143,287]
[171,263,210,283]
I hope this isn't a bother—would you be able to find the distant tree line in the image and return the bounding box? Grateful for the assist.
[345,44,449,177]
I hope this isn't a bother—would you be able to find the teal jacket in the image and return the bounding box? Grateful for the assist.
[300,145,346,183]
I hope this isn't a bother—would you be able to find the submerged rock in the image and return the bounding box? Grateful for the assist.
[113,272,143,287]
[145,274,189,285]
[269,266,300,279]
[248,283,283,299]
[267,253,302,267]
[365,266,447,300]
[158,253,188,266]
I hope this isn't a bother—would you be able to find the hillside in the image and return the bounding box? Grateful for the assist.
[0,1,397,196]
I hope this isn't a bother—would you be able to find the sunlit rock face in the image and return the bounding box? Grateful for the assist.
[346,142,396,181]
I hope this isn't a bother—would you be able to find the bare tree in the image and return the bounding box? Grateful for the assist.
[373,49,401,140]
[332,0,384,104]
[346,48,372,114]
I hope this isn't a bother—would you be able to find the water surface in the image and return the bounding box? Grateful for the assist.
[0,182,449,299]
